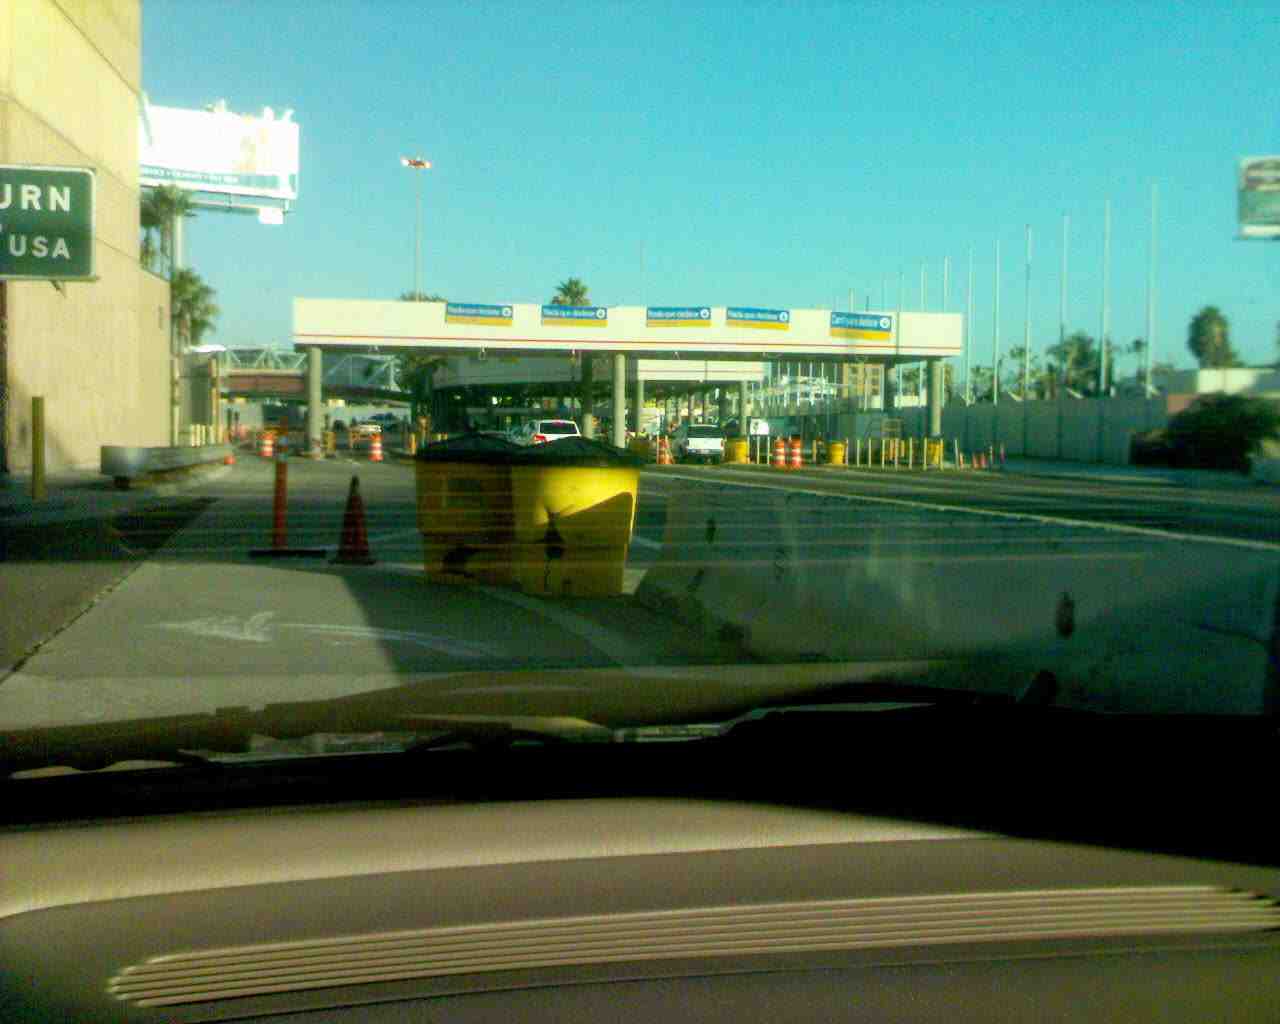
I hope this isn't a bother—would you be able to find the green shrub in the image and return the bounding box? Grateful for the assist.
[1164,394,1280,471]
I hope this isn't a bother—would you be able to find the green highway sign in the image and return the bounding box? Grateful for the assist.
[0,164,96,280]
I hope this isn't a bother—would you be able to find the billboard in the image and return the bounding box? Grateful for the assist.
[139,99,299,200]
[1238,156,1280,239]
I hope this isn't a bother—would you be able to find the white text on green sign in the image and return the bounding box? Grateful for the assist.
[0,165,95,280]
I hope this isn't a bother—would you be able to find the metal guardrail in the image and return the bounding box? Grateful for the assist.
[101,444,233,487]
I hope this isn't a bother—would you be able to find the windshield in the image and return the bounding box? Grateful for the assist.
[3,2,1280,789]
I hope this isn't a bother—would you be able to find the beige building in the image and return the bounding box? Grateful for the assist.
[1,0,169,473]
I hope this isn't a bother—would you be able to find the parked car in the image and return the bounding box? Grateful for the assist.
[349,420,382,438]
[519,419,582,445]
[673,422,725,464]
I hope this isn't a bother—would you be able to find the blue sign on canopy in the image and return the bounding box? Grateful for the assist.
[541,305,608,326]
[647,306,711,327]
[446,303,513,326]
[727,307,789,330]
[830,312,893,341]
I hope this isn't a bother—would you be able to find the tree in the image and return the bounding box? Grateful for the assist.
[139,190,163,272]
[1187,306,1240,368]
[1046,331,1100,396]
[141,186,196,277]
[395,291,447,419]
[170,268,219,345]
[1002,346,1041,397]
[550,277,590,306]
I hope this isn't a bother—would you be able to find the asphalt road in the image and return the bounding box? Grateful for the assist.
[1,454,1275,737]
[646,462,1280,545]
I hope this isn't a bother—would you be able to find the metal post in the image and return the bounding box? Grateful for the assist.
[579,355,595,438]
[307,346,323,458]
[414,170,423,300]
[632,361,644,440]
[30,396,46,500]
[612,353,626,448]
[738,379,749,432]
[272,457,288,551]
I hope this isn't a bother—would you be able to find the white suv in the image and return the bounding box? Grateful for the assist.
[520,419,582,445]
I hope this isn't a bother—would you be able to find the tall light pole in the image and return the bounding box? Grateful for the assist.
[400,156,431,298]
[1146,183,1158,396]
[993,239,1001,406]
[1100,198,1111,396]
[965,247,973,403]
[1023,224,1032,399]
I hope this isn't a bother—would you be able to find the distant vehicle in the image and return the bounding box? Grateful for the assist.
[518,419,582,445]
[349,421,382,438]
[368,412,403,427]
[673,422,725,464]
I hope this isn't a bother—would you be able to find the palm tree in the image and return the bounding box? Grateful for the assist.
[139,190,163,272]
[170,268,219,345]
[142,185,196,277]
[550,278,590,306]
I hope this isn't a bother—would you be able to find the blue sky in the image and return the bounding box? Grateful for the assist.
[143,1,1280,369]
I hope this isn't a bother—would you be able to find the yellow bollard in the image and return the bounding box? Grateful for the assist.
[908,437,914,468]
[31,396,46,501]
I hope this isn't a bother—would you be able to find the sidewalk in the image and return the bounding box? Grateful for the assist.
[1,468,154,529]
[999,457,1261,490]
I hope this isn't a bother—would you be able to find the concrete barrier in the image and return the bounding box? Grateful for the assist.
[636,479,1280,716]
[101,444,234,488]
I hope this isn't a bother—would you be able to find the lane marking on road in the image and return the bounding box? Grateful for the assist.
[152,613,497,657]
[653,469,1280,552]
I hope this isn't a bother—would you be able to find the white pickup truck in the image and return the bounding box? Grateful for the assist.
[673,423,725,464]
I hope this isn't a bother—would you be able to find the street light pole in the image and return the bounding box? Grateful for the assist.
[400,156,431,298]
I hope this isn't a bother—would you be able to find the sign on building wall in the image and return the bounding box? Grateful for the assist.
[541,305,608,326]
[445,302,513,326]
[1239,156,1280,239]
[830,312,893,342]
[647,306,711,327]
[0,164,95,280]
[139,99,299,201]
[726,307,790,330]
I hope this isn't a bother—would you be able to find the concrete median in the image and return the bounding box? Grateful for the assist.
[635,479,1280,716]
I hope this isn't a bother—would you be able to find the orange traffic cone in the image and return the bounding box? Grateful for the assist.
[333,475,376,565]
